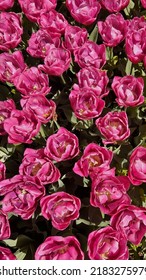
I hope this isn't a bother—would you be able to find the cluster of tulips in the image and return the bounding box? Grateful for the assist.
[0,0,146,260]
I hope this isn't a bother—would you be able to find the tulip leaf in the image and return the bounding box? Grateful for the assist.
[124,0,135,16]
[89,24,98,43]
[14,247,28,260]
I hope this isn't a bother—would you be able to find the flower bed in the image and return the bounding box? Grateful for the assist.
[0,0,146,260]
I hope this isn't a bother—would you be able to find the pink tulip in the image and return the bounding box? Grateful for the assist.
[0,12,23,51]
[19,148,60,185]
[4,109,41,144]
[39,46,71,76]
[27,29,60,58]
[111,204,146,245]
[88,226,129,260]
[74,40,106,69]
[38,10,68,35]
[44,127,79,162]
[128,146,146,185]
[69,84,105,120]
[20,95,56,124]
[0,247,16,260]
[90,174,131,215]
[73,143,113,177]
[13,67,51,98]
[64,25,88,52]
[0,51,26,83]
[0,99,16,135]
[112,75,144,107]
[0,209,11,240]
[0,0,14,10]
[18,0,57,22]
[40,192,81,230]
[95,111,130,144]
[98,13,127,47]
[77,67,109,98]
[35,236,84,260]
[66,0,101,25]
[100,0,130,12]
[0,175,45,219]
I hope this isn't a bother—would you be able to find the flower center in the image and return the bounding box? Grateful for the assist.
[89,155,102,168]
[58,245,68,254]
[43,111,51,118]
[31,162,42,175]
[109,121,119,128]
[0,115,5,122]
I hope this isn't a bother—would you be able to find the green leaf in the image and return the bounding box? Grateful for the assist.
[125,59,132,75]
[83,177,90,188]
[0,147,9,162]
[0,144,16,162]
[98,220,110,228]
[62,104,78,124]
[16,235,33,248]
[3,239,17,247]
[106,47,113,61]
[73,119,93,130]
[124,0,135,16]
[76,218,95,226]
[89,24,98,42]
[6,82,14,87]
[14,247,27,260]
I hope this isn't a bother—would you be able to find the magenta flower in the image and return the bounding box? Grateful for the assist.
[0,247,16,260]
[20,95,56,124]
[26,29,60,58]
[0,209,11,240]
[73,143,113,177]
[0,12,23,51]
[0,51,27,83]
[35,236,84,260]
[13,67,51,98]
[0,99,16,135]
[125,16,146,64]
[69,85,105,120]
[98,13,127,47]
[100,0,130,12]
[141,0,146,8]
[0,161,6,181]
[111,204,146,245]
[90,174,131,215]
[88,226,129,260]
[44,127,79,162]
[18,0,57,22]
[0,175,45,220]
[40,192,81,230]
[74,40,106,69]
[95,111,130,144]
[0,0,14,10]
[4,109,41,144]
[112,75,144,107]
[128,146,146,185]
[66,0,101,25]
[77,67,109,98]
[39,46,71,76]
[38,10,68,35]
[19,148,60,185]
[64,25,88,52]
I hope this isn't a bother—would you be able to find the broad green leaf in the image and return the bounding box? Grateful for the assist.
[3,239,17,247]
[124,0,135,16]
[14,247,27,260]
[125,59,132,75]
[76,218,96,226]
[89,24,98,42]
